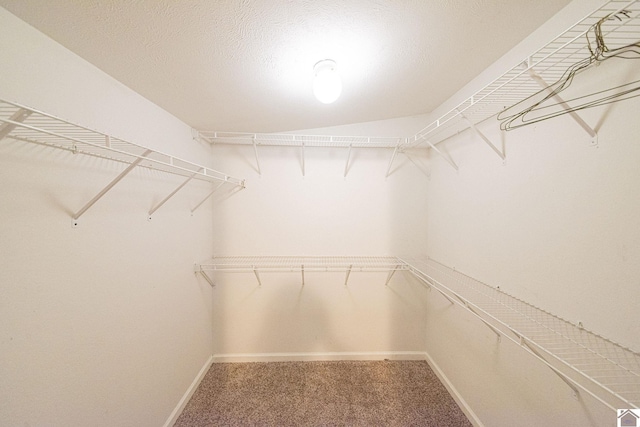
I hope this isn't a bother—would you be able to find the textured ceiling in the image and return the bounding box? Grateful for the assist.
[0,0,571,132]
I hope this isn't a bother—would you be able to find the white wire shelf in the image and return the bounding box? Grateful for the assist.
[0,98,246,224]
[0,98,245,186]
[195,256,408,287]
[198,131,403,149]
[198,255,407,271]
[405,257,640,411]
[196,254,640,409]
[402,0,640,149]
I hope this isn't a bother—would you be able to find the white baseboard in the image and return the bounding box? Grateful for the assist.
[212,351,427,363]
[423,350,484,427]
[163,355,213,427]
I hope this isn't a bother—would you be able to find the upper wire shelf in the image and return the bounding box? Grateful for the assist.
[402,0,640,149]
[406,257,640,411]
[198,131,403,149]
[201,1,640,156]
[0,98,244,186]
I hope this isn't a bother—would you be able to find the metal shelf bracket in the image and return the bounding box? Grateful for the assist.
[526,65,598,146]
[522,338,580,400]
[195,265,216,287]
[191,181,227,215]
[386,145,399,178]
[344,144,352,178]
[458,110,505,161]
[344,264,353,286]
[253,137,262,176]
[253,266,262,287]
[423,139,459,171]
[148,169,201,220]
[72,149,153,226]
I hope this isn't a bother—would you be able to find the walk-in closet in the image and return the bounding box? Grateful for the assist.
[1,1,639,426]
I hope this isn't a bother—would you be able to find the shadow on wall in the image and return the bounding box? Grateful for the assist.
[213,272,353,355]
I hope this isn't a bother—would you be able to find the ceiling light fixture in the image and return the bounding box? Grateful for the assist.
[313,59,342,104]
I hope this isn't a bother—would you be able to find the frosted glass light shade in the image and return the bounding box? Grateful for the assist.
[313,59,342,104]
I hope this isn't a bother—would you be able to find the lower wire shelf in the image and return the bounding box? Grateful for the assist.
[405,257,640,411]
[195,256,408,287]
[196,255,640,410]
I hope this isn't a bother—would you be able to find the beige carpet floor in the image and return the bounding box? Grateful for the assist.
[174,360,473,426]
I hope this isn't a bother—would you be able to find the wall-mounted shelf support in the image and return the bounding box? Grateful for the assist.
[458,296,502,341]
[253,137,262,176]
[384,269,397,286]
[522,338,581,400]
[72,149,153,226]
[196,263,216,287]
[458,111,505,161]
[526,66,598,146]
[148,169,201,220]
[253,266,262,287]
[424,139,459,171]
[344,144,352,178]
[385,145,399,178]
[344,264,353,286]
[301,143,306,177]
[191,181,227,214]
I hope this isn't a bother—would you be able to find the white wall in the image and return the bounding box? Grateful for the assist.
[422,1,640,425]
[209,119,429,358]
[0,7,215,426]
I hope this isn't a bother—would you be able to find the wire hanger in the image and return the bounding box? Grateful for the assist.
[498,10,640,131]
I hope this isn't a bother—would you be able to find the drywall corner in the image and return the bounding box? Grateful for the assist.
[423,349,484,427]
[163,355,214,427]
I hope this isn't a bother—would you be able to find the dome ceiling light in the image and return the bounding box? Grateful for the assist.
[312,59,342,104]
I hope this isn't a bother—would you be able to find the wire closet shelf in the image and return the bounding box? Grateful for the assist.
[195,256,409,287]
[406,258,640,411]
[197,256,407,272]
[402,0,640,149]
[197,255,639,409]
[198,131,403,149]
[0,98,244,186]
